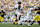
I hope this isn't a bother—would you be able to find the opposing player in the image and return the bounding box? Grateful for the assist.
[31,6,40,25]
[0,9,6,23]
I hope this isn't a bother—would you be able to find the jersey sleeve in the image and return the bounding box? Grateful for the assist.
[30,8,33,11]
[15,4,18,8]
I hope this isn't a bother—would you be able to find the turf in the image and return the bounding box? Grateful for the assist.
[0,23,40,27]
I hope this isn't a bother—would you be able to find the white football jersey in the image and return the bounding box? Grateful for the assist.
[15,4,23,15]
[15,4,23,20]
[15,4,23,10]
[27,8,34,15]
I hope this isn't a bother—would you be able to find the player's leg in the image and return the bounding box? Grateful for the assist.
[7,16,10,22]
[31,15,38,25]
[0,16,1,22]
[14,20,18,24]
[1,17,4,22]
[17,18,24,25]
[26,14,32,26]
[11,16,13,22]
[17,14,21,24]
[17,20,22,25]
[38,21,40,25]
[13,18,18,24]
[14,14,18,24]
[38,15,40,25]
[22,17,27,25]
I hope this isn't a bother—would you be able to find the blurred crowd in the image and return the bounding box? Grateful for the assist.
[0,0,40,10]
[0,0,40,22]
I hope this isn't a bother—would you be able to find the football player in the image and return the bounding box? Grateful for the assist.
[31,6,40,25]
[15,1,23,20]
[0,9,6,23]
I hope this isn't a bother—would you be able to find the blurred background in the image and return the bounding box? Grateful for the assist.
[0,0,40,27]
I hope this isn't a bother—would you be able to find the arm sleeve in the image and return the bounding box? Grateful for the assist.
[15,4,18,8]
[35,9,38,11]
[30,8,33,11]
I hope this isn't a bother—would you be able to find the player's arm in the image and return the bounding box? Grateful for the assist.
[31,7,38,11]
[4,11,6,15]
[25,8,29,14]
[31,8,38,11]
[14,4,18,10]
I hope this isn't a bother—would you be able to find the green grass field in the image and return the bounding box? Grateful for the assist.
[0,23,40,27]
